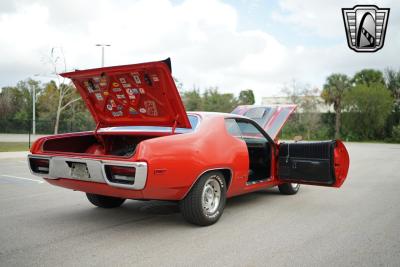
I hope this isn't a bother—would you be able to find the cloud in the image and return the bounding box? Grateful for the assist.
[272,0,348,38]
[272,0,398,38]
[270,0,400,86]
[0,0,398,103]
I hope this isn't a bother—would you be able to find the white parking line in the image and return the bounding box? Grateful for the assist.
[1,174,44,184]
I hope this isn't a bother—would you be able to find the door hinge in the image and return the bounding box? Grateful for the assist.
[171,114,180,134]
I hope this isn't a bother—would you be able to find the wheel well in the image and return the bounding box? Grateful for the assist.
[198,169,232,189]
[219,169,232,189]
[182,168,233,200]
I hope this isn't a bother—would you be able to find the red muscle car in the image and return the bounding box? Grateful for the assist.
[28,59,350,226]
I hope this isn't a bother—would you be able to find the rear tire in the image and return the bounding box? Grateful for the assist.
[278,183,300,195]
[180,171,227,226]
[86,193,126,208]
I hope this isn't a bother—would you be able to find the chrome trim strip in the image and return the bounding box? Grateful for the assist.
[246,178,272,186]
[98,126,192,134]
[27,154,51,176]
[28,155,147,190]
[51,156,105,183]
[101,160,147,190]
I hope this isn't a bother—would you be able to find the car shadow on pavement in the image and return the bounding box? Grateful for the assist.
[34,187,289,230]
[224,187,282,209]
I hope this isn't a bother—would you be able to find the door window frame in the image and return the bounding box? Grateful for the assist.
[224,117,276,153]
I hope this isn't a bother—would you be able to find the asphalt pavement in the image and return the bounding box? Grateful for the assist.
[0,142,399,266]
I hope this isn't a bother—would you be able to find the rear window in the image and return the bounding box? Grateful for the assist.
[188,115,199,129]
[225,119,242,137]
[236,121,266,139]
[244,107,274,126]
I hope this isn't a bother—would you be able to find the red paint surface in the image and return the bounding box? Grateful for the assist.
[61,60,191,129]
[30,61,350,201]
[333,140,350,187]
[32,113,350,200]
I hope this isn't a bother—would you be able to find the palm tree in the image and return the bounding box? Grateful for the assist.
[322,74,351,139]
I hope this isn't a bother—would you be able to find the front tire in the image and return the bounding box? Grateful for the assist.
[180,171,227,226]
[278,183,300,195]
[86,193,126,208]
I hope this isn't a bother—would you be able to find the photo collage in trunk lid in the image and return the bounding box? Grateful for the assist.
[61,59,191,129]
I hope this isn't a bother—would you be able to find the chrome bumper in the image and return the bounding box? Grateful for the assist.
[28,155,147,190]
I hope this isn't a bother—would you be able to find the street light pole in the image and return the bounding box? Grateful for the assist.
[30,76,39,136]
[95,44,111,67]
[32,85,36,135]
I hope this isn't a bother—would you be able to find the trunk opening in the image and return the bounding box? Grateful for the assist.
[41,133,158,157]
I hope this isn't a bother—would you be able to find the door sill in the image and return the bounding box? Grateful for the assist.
[246,178,272,186]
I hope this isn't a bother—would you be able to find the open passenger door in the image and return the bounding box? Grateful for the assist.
[277,140,349,187]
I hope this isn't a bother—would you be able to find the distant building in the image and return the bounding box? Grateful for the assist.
[261,96,333,113]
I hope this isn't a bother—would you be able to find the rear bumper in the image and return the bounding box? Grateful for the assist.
[28,155,148,190]
[45,178,145,199]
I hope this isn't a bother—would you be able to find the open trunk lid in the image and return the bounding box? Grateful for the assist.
[60,58,191,129]
[232,105,296,139]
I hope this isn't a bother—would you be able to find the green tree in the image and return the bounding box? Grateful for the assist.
[202,88,238,113]
[353,69,385,86]
[282,81,323,140]
[60,95,94,133]
[37,80,91,133]
[385,68,400,109]
[46,48,81,134]
[0,79,42,133]
[13,79,41,121]
[343,83,393,140]
[0,86,21,120]
[383,68,400,140]
[238,89,255,105]
[182,89,202,111]
[300,87,323,140]
[37,81,59,122]
[54,82,82,134]
[322,74,351,138]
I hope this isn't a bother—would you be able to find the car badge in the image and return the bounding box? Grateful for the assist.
[342,5,390,52]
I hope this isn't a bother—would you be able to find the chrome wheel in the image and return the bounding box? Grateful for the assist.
[201,177,221,214]
[180,171,227,226]
[291,183,299,189]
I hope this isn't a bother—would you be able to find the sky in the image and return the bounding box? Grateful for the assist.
[0,0,398,103]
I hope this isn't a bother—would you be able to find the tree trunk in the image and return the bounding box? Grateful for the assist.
[54,108,61,134]
[335,109,341,139]
[54,92,63,134]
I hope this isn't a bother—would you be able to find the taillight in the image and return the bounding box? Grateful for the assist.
[104,165,136,184]
[29,158,50,174]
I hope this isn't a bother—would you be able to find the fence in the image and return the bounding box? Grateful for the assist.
[0,119,95,135]
[0,119,96,147]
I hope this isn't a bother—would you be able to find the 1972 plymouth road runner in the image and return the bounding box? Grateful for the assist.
[28,58,350,226]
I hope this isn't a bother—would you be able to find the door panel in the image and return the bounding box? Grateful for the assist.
[278,140,349,187]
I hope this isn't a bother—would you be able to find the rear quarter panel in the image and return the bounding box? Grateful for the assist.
[136,116,249,200]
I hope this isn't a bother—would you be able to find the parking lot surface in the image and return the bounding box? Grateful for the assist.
[0,143,399,266]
